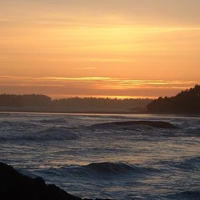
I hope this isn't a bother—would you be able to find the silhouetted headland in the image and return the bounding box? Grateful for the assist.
[0,162,113,200]
[147,85,200,114]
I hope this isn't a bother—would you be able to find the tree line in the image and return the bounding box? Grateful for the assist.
[147,85,200,114]
[1,85,199,114]
[0,94,51,107]
[0,94,151,111]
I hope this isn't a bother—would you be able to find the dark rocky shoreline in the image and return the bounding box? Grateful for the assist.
[0,162,112,200]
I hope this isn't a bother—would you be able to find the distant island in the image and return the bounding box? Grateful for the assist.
[147,85,200,114]
[0,94,151,114]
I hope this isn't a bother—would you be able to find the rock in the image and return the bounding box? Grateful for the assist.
[0,162,81,200]
[0,162,114,200]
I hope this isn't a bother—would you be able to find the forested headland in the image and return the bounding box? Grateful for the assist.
[147,85,200,114]
[0,94,151,113]
[1,85,199,114]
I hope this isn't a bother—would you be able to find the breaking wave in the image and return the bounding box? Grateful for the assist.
[38,162,159,181]
[0,127,78,142]
[172,156,200,171]
[160,156,200,171]
[89,120,177,130]
[85,162,136,174]
[39,117,66,124]
[33,127,78,141]
[84,162,151,175]
[166,190,200,200]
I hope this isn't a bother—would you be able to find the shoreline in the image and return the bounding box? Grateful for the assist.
[0,107,199,117]
[0,107,145,115]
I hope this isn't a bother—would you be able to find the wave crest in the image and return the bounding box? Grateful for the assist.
[161,156,200,171]
[85,162,135,174]
[90,120,177,130]
[36,162,159,181]
[39,117,66,124]
[0,127,78,142]
[167,190,200,199]
[34,127,78,141]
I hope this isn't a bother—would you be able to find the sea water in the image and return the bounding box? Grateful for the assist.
[0,112,200,200]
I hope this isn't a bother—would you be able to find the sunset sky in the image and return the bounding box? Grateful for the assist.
[0,0,200,99]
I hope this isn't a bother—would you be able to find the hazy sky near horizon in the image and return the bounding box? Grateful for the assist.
[0,0,200,98]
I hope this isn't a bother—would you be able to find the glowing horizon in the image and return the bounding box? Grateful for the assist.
[0,0,199,99]
[0,75,198,99]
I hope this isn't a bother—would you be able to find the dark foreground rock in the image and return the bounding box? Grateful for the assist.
[0,162,81,200]
[0,162,113,200]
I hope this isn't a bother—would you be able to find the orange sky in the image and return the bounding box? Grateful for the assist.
[0,0,200,99]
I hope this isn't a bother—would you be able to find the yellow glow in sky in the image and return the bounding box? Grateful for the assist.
[0,0,200,98]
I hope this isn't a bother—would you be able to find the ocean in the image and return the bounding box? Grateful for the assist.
[0,112,200,200]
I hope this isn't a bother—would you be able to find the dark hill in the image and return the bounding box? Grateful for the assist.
[147,85,200,114]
